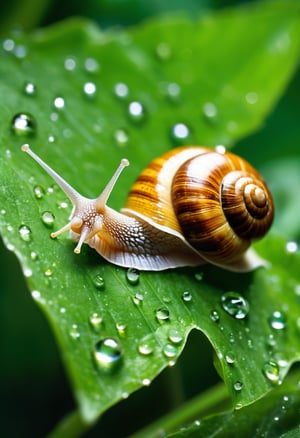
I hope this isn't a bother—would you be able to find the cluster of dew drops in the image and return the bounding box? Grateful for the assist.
[2,35,299,388]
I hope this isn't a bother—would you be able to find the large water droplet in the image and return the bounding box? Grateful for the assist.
[93,274,105,290]
[126,268,140,285]
[93,338,122,371]
[11,113,36,136]
[269,311,286,330]
[155,307,170,322]
[24,81,37,96]
[138,334,156,356]
[19,224,31,242]
[221,292,249,319]
[41,211,55,228]
[263,360,280,383]
[128,101,145,123]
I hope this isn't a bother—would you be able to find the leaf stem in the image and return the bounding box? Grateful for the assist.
[46,410,93,438]
[129,382,230,438]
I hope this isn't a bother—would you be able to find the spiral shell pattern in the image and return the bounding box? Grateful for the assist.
[172,150,274,265]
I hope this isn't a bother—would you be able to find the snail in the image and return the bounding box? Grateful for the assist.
[21,144,274,272]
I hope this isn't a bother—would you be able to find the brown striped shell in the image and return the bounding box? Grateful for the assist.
[123,146,274,270]
[22,144,274,272]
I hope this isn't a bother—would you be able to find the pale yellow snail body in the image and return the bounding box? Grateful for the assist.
[21,144,274,272]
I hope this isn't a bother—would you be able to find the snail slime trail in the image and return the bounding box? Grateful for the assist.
[21,144,274,272]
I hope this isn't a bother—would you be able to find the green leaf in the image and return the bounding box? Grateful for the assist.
[0,0,300,425]
[166,369,300,437]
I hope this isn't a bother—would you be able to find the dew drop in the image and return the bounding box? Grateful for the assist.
[24,81,37,96]
[215,145,226,154]
[11,113,36,136]
[221,292,249,319]
[156,42,172,60]
[210,309,220,323]
[182,291,192,302]
[64,57,76,71]
[138,343,153,356]
[31,290,41,301]
[69,324,80,340]
[245,92,258,104]
[155,307,170,322]
[30,251,38,261]
[233,381,243,391]
[269,310,286,330]
[114,128,129,147]
[3,38,15,52]
[48,135,55,143]
[41,211,55,228]
[163,343,177,358]
[93,274,105,290]
[263,360,280,383]
[286,241,298,253]
[84,57,99,73]
[225,354,235,365]
[194,272,203,281]
[1,209,6,215]
[19,224,31,242]
[142,378,151,386]
[60,307,66,314]
[114,82,129,99]
[54,97,65,110]
[168,329,183,344]
[33,185,45,199]
[126,268,140,285]
[171,123,190,141]
[23,267,32,277]
[116,322,127,336]
[202,102,218,121]
[93,338,122,371]
[83,81,97,98]
[162,82,181,103]
[44,268,53,277]
[89,312,103,331]
[132,293,144,305]
[128,101,145,122]
[14,45,27,59]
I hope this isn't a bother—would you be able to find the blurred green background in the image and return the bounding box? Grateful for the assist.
[1,1,299,437]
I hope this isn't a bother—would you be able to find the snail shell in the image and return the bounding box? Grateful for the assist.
[22,144,274,272]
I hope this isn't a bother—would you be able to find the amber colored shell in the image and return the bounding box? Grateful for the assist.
[172,150,274,265]
[124,146,274,267]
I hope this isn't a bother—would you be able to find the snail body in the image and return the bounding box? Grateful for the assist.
[21,144,274,272]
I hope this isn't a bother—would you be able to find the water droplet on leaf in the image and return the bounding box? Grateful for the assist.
[114,128,129,147]
[83,82,97,98]
[263,360,280,383]
[89,312,103,331]
[182,291,192,302]
[24,81,37,96]
[269,311,286,330]
[41,211,55,228]
[93,338,122,371]
[156,307,170,322]
[163,343,177,358]
[168,329,183,344]
[11,113,36,136]
[126,268,140,285]
[54,97,65,110]
[128,101,145,122]
[69,324,80,339]
[19,224,31,241]
[114,82,129,99]
[234,381,243,391]
[171,123,190,141]
[221,292,249,319]
[210,310,220,323]
[33,185,45,199]
[93,274,105,290]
